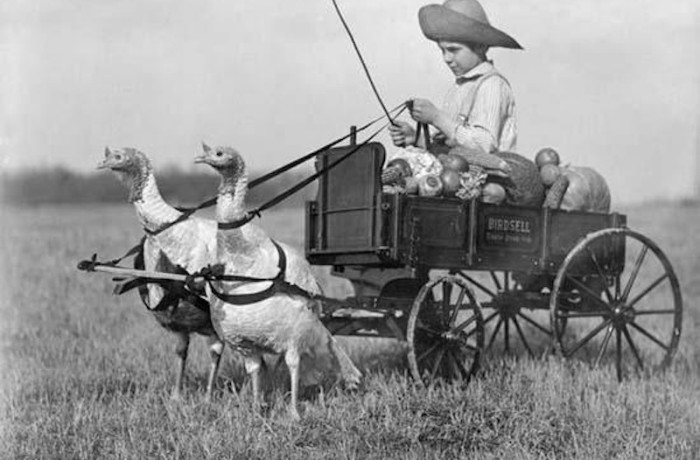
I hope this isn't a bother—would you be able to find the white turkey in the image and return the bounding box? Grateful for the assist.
[194,143,362,418]
[98,147,224,400]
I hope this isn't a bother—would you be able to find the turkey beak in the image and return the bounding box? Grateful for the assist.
[195,141,210,164]
[97,146,111,169]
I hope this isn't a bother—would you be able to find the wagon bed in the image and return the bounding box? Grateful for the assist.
[305,141,682,385]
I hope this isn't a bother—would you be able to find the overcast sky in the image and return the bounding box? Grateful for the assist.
[2,0,699,203]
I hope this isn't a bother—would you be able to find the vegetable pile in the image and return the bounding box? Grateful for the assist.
[382,145,610,213]
[381,146,543,207]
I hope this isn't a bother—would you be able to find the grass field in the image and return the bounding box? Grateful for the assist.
[1,202,699,459]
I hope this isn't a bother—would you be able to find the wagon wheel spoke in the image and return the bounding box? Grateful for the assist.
[458,325,483,344]
[504,317,511,353]
[441,282,453,313]
[452,311,479,333]
[459,343,480,354]
[452,346,478,376]
[486,317,504,351]
[614,273,622,300]
[504,271,511,291]
[564,275,612,311]
[429,348,447,381]
[622,325,644,371]
[626,274,669,309]
[448,287,467,326]
[621,245,649,302]
[585,245,614,302]
[490,271,502,291]
[415,319,442,337]
[446,351,463,382]
[593,324,614,368]
[513,317,534,357]
[634,309,677,316]
[449,350,471,381]
[628,322,670,352]
[615,328,623,381]
[518,311,552,335]
[458,272,496,298]
[482,310,499,326]
[564,319,611,358]
[416,341,442,365]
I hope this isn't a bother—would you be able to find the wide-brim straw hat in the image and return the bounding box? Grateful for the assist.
[419,0,522,49]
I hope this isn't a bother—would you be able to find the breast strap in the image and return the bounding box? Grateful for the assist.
[207,241,313,305]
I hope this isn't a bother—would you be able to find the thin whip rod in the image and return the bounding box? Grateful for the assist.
[331,0,397,126]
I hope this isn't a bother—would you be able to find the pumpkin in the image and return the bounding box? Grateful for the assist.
[559,166,611,212]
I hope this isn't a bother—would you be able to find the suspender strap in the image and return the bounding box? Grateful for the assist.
[461,70,511,123]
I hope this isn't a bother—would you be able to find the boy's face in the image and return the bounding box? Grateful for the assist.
[437,41,484,77]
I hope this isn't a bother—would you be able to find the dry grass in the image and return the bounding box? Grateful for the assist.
[1,202,699,459]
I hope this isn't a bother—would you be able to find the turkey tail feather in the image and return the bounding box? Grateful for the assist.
[330,336,362,389]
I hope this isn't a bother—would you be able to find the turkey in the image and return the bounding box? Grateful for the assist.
[98,147,224,400]
[194,143,362,418]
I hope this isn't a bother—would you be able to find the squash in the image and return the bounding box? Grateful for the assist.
[559,166,611,212]
[492,151,545,207]
[543,174,570,209]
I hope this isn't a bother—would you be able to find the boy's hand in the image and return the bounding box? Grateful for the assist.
[388,121,416,147]
[408,98,440,124]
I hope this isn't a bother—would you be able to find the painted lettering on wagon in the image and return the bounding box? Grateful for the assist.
[486,217,532,234]
[483,215,535,247]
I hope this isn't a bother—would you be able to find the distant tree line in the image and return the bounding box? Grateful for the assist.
[0,166,317,208]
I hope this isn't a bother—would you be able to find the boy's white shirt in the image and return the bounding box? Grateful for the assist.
[442,61,517,153]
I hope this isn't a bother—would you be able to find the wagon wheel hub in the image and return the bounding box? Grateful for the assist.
[610,303,635,327]
[442,329,465,342]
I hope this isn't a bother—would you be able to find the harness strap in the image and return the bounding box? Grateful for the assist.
[125,240,210,312]
[205,240,314,305]
[243,114,404,221]
[167,103,404,222]
[144,211,196,237]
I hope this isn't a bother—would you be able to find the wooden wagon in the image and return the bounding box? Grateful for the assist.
[305,139,682,384]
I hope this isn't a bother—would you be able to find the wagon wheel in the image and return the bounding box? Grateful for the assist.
[457,271,556,357]
[550,228,682,381]
[407,275,484,386]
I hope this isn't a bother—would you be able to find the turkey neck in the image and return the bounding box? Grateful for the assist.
[132,171,183,233]
[215,171,254,252]
[216,171,248,225]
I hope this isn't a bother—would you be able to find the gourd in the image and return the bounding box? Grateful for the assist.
[543,174,570,209]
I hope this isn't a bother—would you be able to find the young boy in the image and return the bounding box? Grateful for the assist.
[390,0,522,154]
